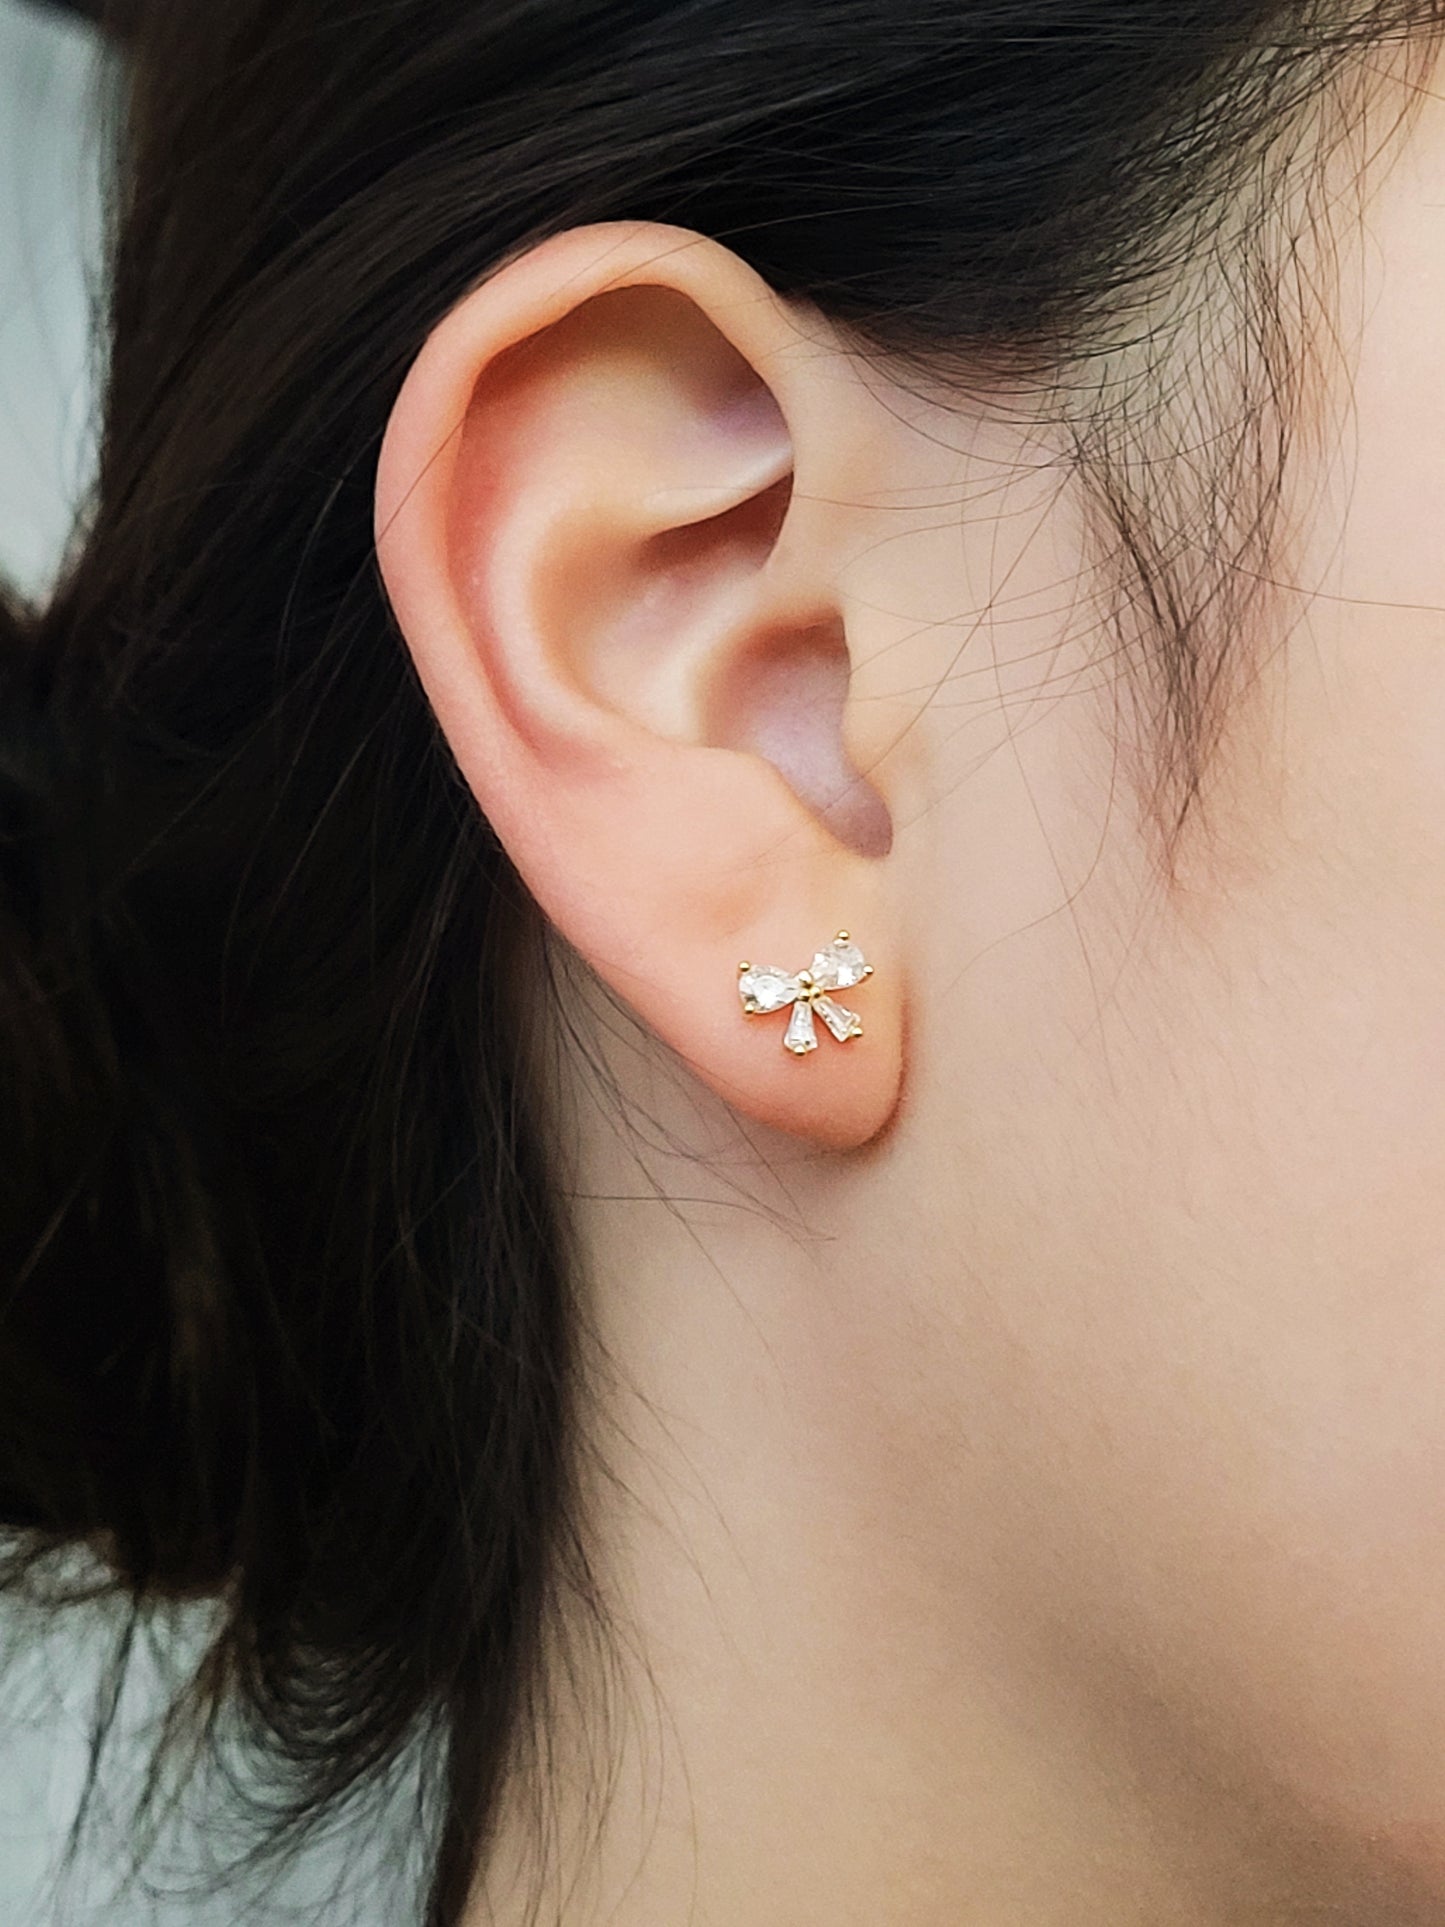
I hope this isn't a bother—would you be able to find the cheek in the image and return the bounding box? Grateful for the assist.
[1136,658,1445,1852]
[911,618,1445,1886]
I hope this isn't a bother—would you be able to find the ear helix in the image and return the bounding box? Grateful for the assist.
[737,930,874,1057]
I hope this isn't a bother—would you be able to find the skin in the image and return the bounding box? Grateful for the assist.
[375,41,1445,1927]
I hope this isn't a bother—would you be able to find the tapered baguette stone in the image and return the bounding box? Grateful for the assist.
[814,994,864,1043]
[784,1000,819,1054]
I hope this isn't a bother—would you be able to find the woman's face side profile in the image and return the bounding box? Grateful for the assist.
[378,38,1445,1921]
[907,57,1445,1861]
[828,50,1445,1905]
[883,62,1445,1904]
[19,7,1445,1924]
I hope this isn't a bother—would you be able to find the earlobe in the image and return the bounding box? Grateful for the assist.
[374,222,904,1149]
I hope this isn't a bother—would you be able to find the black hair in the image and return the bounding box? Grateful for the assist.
[0,3,1438,1922]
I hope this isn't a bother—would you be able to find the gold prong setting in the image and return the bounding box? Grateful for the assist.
[737,931,873,1055]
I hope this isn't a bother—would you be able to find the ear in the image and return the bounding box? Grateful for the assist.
[374,221,904,1149]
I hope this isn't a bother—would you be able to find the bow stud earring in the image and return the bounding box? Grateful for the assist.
[737,931,874,1056]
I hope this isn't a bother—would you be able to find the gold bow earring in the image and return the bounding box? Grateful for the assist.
[737,932,874,1056]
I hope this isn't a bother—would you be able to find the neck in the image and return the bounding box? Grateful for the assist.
[470,1102,1347,1926]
